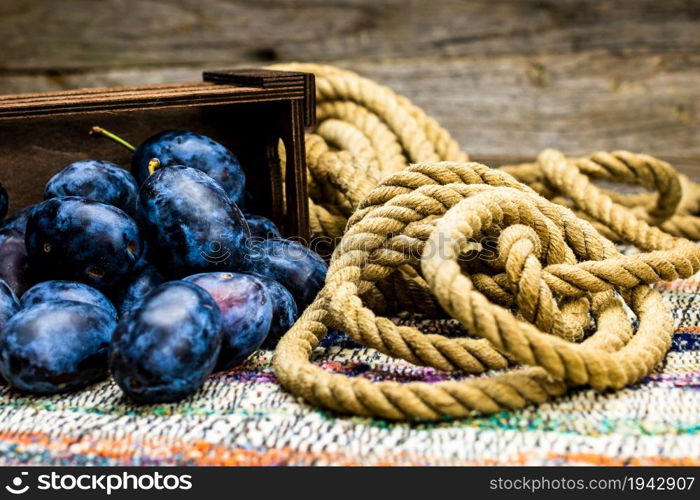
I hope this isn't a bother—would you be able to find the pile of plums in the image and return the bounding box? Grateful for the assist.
[0,129,327,403]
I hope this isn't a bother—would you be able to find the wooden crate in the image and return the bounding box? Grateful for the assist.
[0,68,315,241]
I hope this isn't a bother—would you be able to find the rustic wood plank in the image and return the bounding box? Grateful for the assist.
[1,0,699,72]
[6,51,698,177]
[346,53,700,178]
[1,0,699,178]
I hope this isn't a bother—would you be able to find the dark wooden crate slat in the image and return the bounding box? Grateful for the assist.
[0,92,308,119]
[204,69,316,127]
[0,86,307,119]
[0,82,215,102]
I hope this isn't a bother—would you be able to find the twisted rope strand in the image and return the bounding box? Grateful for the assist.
[268,63,700,420]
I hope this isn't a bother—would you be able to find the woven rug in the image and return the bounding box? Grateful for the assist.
[0,276,698,466]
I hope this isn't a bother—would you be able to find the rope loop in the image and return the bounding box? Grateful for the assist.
[269,63,700,420]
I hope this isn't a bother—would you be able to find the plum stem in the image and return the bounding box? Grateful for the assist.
[89,126,136,152]
[147,158,161,175]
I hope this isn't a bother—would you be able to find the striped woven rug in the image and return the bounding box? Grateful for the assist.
[0,277,698,466]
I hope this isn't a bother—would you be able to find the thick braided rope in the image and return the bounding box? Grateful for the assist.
[501,151,700,240]
[272,63,468,240]
[272,63,700,243]
[273,163,700,420]
[268,63,700,420]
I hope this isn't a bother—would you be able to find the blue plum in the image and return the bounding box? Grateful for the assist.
[0,182,7,221]
[25,197,142,289]
[136,165,249,277]
[132,130,245,205]
[110,281,222,403]
[21,280,117,320]
[243,238,327,310]
[253,275,298,349]
[134,239,154,269]
[113,264,165,315]
[0,279,20,332]
[184,272,272,371]
[0,229,31,297]
[127,239,161,274]
[45,160,138,215]
[0,300,116,394]
[244,213,281,240]
[0,204,36,234]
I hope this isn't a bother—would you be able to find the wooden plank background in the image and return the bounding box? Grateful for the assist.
[2,0,699,176]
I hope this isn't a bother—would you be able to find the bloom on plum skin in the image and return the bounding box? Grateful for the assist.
[136,166,249,278]
[0,300,116,394]
[0,228,31,297]
[25,197,142,290]
[184,272,272,371]
[132,130,246,205]
[112,264,165,316]
[44,160,139,216]
[21,280,117,320]
[0,279,20,332]
[244,213,281,240]
[109,281,223,403]
[252,274,298,350]
[0,204,36,234]
[243,238,328,311]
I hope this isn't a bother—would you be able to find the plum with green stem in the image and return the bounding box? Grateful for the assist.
[90,126,246,205]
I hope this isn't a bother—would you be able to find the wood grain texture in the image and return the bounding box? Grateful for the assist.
[3,0,699,71]
[1,0,699,177]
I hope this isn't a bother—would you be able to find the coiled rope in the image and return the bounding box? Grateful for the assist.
[270,63,700,420]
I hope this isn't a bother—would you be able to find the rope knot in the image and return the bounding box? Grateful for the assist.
[495,224,564,334]
[268,63,700,421]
